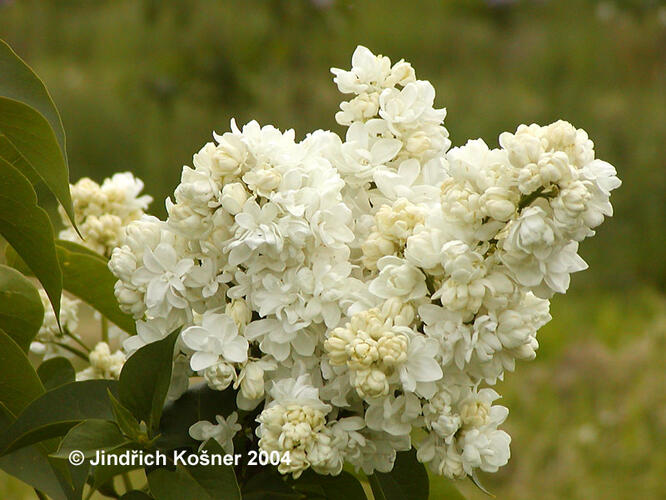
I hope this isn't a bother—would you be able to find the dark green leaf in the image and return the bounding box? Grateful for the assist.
[293,470,367,500]
[52,419,129,459]
[0,74,75,227]
[368,449,429,500]
[91,444,143,493]
[0,380,118,454]
[0,158,62,323]
[157,382,236,450]
[108,389,142,440]
[4,244,31,276]
[57,239,107,260]
[0,39,67,160]
[0,329,44,416]
[0,264,44,352]
[0,442,71,500]
[119,330,179,435]
[37,357,76,390]
[0,402,70,500]
[147,440,240,500]
[56,240,137,335]
[243,468,302,500]
[121,492,154,500]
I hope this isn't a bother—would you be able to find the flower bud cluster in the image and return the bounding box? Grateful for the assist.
[59,173,152,257]
[76,342,125,381]
[106,46,619,480]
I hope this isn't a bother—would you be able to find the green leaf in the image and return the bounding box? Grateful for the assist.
[0,403,70,500]
[52,419,129,460]
[0,38,75,227]
[0,157,62,323]
[430,477,468,500]
[0,264,44,352]
[119,330,179,435]
[242,468,302,500]
[0,98,76,229]
[108,389,142,440]
[0,39,67,161]
[56,240,137,335]
[37,357,75,390]
[0,442,71,500]
[91,445,143,493]
[0,329,44,416]
[147,440,240,500]
[157,382,236,450]
[57,239,107,260]
[368,449,429,500]
[121,492,154,500]
[0,380,119,454]
[292,470,367,499]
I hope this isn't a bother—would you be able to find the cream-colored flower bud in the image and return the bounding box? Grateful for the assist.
[225,298,252,329]
[460,399,491,429]
[324,327,355,366]
[220,182,249,215]
[336,93,381,126]
[375,198,424,243]
[349,309,385,339]
[240,362,266,400]
[376,333,408,366]
[380,298,415,327]
[204,361,235,391]
[361,232,396,271]
[355,368,389,399]
[347,337,379,369]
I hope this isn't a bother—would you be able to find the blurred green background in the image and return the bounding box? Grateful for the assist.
[0,0,664,499]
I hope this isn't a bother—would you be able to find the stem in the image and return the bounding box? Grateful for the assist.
[64,329,91,352]
[83,487,95,500]
[517,186,545,210]
[517,185,560,211]
[101,317,109,344]
[51,341,90,362]
[121,472,133,493]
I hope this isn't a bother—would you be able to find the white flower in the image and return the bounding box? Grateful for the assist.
[203,361,236,391]
[181,312,249,371]
[132,242,193,318]
[379,81,445,129]
[189,412,241,454]
[399,336,443,395]
[369,256,427,301]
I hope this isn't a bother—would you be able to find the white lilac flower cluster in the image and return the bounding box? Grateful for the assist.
[108,46,620,480]
[30,289,81,359]
[59,172,152,257]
